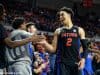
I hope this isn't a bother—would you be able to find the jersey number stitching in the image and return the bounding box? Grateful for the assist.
[66,38,72,46]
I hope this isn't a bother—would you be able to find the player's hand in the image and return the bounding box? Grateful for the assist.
[31,35,46,43]
[37,39,47,46]
[78,58,85,70]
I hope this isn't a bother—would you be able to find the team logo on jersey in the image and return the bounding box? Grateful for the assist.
[73,29,76,32]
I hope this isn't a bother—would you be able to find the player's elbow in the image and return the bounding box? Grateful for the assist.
[5,38,16,48]
[48,47,56,53]
[5,42,15,48]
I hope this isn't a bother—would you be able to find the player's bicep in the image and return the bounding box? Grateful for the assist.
[79,27,85,39]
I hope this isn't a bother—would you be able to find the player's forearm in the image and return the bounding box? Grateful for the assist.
[44,41,56,53]
[80,39,88,58]
[5,37,31,48]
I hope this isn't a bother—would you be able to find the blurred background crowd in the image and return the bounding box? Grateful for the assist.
[0,0,100,75]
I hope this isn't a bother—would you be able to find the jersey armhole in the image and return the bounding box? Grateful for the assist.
[74,26,80,38]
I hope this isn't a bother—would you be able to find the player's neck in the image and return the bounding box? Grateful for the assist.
[64,20,73,29]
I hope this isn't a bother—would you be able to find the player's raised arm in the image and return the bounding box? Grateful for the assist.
[38,29,59,53]
[4,34,44,48]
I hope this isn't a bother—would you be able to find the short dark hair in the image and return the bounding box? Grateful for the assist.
[26,22,36,28]
[0,4,4,16]
[58,6,74,17]
[12,17,25,29]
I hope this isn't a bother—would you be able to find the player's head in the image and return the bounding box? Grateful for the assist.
[26,22,37,33]
[12,17,26,30]
[57,6,74,24]
[0,4,5,20]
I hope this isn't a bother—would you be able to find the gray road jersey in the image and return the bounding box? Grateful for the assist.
[5,30,33,64]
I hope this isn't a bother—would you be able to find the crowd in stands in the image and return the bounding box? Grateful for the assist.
[3,6,100,52]
[3,7,100,38]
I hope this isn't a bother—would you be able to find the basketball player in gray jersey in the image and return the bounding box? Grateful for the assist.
[5,18,43,75]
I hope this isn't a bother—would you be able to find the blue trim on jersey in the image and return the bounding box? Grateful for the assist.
[28,43,34,59]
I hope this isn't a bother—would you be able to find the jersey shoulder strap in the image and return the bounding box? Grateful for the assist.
[73,25,79,29]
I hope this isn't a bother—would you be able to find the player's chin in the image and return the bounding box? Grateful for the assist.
[59,19,64,23]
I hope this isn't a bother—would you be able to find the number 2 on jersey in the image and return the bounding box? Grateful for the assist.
[66,38,72,46]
